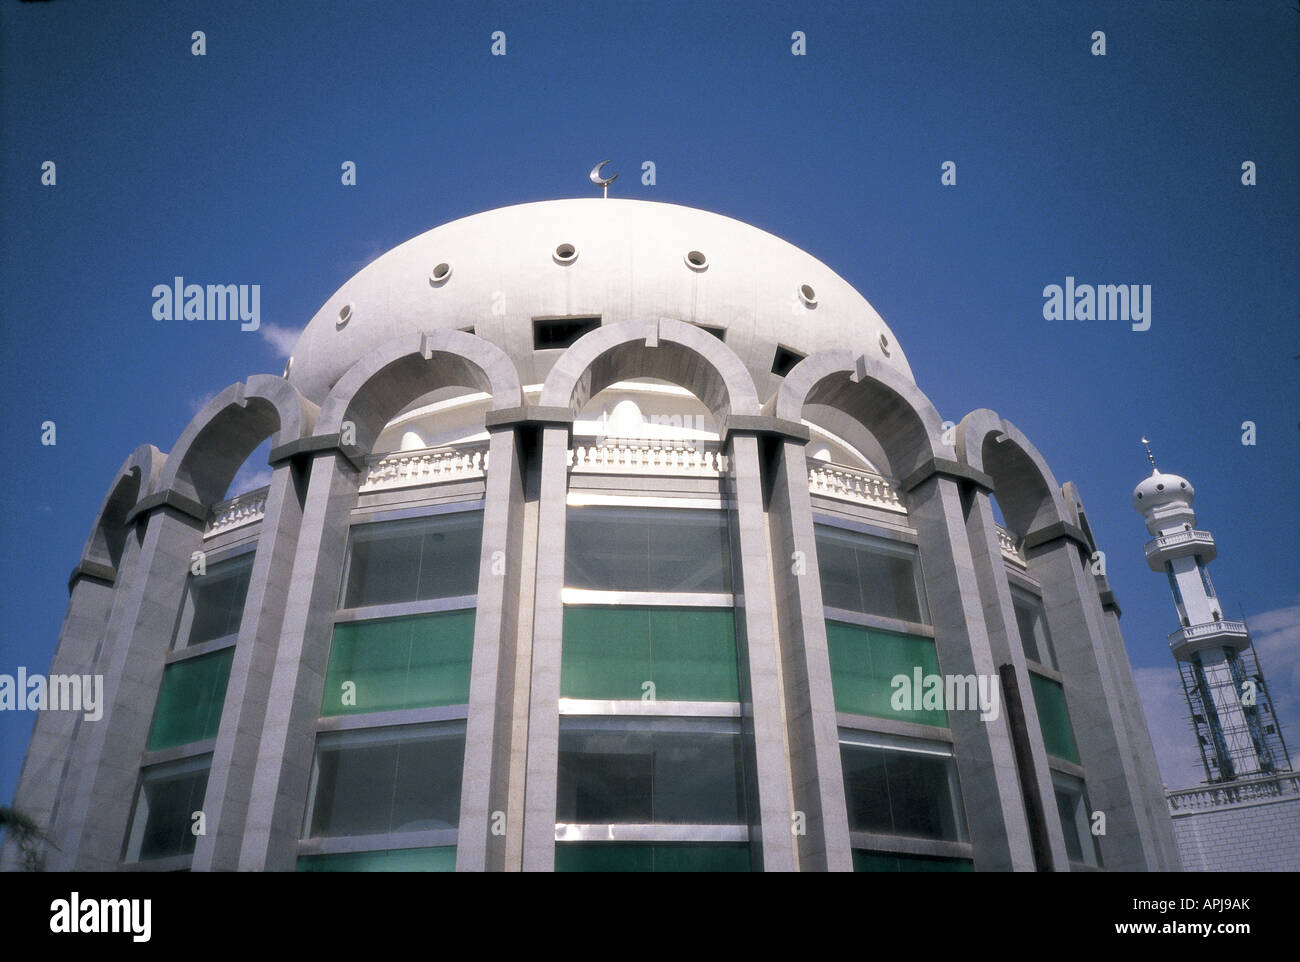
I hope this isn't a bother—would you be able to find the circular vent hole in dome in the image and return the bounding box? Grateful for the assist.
[1156,483,1165,490]
[879,333,891,356]
[430,263,452,284]
[554,243,577,264]
[799,284,817,307]
[685,250,708,270]
[337,304,352,327]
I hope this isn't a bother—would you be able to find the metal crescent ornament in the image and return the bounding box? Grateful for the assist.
[589,160,618,188]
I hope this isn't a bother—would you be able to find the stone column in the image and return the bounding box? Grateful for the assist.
[456,420,526,871]
[520,417,572,871]
[191,457,306,871]
[903,463,1036,871]
[961,487,1071,870]
[1,567,116,870]
[764,433,854,871]
[723,424,799,872]
[57,494,207,869]
[1023,524,1159,870]
[238,446,360,871]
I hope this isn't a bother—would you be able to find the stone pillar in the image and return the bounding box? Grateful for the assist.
[191,457,306,871]
[238,448,360,871]
[58,497,207,869]
[1,568,116,870]
[520,420,571,871]
[1023,525,1159,870]
[723,427,798,872]
[961,487,1071,870]
[904,465,1036,871]
[765,435,854,871]
[456,422,526,871]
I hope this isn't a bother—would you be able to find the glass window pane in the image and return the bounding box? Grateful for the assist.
[124,755,211,862]
[557,718,746,824]
[826,621,945,725]
[341,511,483,608]
[148,648,235,750]
[1052,772,1100,867]
[174,553,254,648]
[852,850,973,872]
[306,723,465,838]
[840,736,965,842]
[815,526,928,623]
[565,507,732,593]
[561,606,739,702]
[322,610,475,716]
[1030,674,1080,763]
[1011,587,1056,669]
[296,846,457,872]
[555,843,750,872]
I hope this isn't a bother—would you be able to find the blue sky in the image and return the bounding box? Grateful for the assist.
[1,0,1296,809]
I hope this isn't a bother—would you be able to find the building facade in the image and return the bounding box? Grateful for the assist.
[4,199,1179,871]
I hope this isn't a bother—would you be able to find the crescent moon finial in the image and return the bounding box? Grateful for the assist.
[589,160,618,197]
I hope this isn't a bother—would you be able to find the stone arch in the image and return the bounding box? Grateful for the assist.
[772,349,946,481]
[539,318,762,422]
[76,444,165,579]
[316,329,523,455]
[956,409,1072,538]
[155,375,318,508]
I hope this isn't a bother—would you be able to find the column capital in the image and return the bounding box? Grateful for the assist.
[1023,520,1092,554]
[720,414,810,443]
[67,559,116,594]
[901,457,994,495]
[123,488,208,526]
[483,405,575,432]
[268,434,365,471]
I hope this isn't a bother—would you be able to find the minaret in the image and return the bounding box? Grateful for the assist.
[1133,450,1291,783]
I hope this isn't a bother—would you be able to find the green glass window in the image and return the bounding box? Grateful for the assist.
[174,552,253,648]
[148,648,235,750]
[1030,673,1080,764]
[296,846,456,872]
[305,723,465,838]
[322,610,475,715]
[555,843,750,872]
[562,606,739,702]
[123,755,211,862]
[852,850,973,872]
[826,621,945,726]
[815,525,929,623]
[1052,771,1101,867]
[1011,586,1057,669]
[557,717,747,825]
[341,511,483,608]
[839,732,966,842]
[565,506,732,593]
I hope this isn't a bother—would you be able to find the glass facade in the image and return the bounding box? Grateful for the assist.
[815,525,928,623]
[173,552,254,649]
[852,850,974,872]
[148,647,235,751]
[304,722,466,838]
[839,731,967,842]
[556,717,746,824]
[322,610,475,715]
[565,505,732,593]
[1030,673,1080,764]
[555,843,750,872]
[825,621,945,726]
[1052,770,1101,867]
[123,754,212,862]
[340,511,483,608]
[296,846,457,872]
[1010,585,1056,669]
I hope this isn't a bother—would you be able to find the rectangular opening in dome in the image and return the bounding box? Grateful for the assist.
[533,315,601,350]
[699,324,726,341]
[770,345,805,377]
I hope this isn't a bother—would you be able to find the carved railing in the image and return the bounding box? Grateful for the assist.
[359,441,490,493]
[1167,772,1300,814]
[996,524,1027,567]
[569,437,727,476]
[205,486,268,537]
[807,462,906,514]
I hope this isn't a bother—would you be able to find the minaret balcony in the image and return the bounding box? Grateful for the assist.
[1144,528,1217,570]
[1168,619,1249,660]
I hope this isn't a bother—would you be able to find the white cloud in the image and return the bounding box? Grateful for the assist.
[259,322,301,359]
[1132,601,1300,788]
[187,391,218,415]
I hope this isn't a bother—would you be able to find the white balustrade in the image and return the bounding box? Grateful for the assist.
[359,442,490,493]
[806,462,906,514]
[205,486,269,537]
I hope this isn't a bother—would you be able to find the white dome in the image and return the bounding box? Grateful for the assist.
[1132,469,1195,512]
[286,198,912,405]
